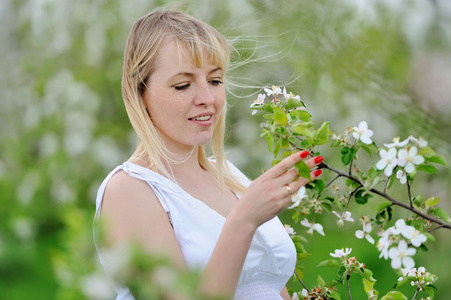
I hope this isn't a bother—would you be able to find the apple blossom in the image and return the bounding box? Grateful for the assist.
[397,146,425,174]
[400,226,427,247]
[408,136,428,148]
[284,224,296,236]
[282,87,301,101]
[388,240,416,269]
[301,218,325,236]
[376,148,398,176]
[352,121,374,144]
[383,137,409,148]
[396,169,407,184]
[288,186,307,209]
[330,248,352,258]
[250,93,266,115]
[355,223,375,244]
[332,210,354,226]
[264,85,282,97]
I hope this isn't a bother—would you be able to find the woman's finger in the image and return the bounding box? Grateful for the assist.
[275,154,323,185]
[266,151,310,179]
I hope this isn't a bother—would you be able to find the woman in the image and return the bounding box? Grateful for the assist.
[94,9,323,300]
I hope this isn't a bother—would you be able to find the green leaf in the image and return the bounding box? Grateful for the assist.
[292,235,309,243]
[317,259,341,268]
[363,268,376,282]
[297,252,311,260]
[363,278,375,294]
[427,154,447,166]
[285,98,305,110]
[360,144,373,157]
[341,147,356,166]
[274,107,287,125]
[337,266,346,280]
[423,232,436,243]
[430,207,451,222]
[295,161,311,180]
[381,291,408,300]
[387,173,396,189]
[326,279,344,288]
[417,146,436,158]
[393,278,409,289]
[425,285,436,298]
[273,139,281,158]
[317,275,326,287]
[355,189,373,205]
[416,164,438,174]
[266,134,274,153]
[376,202,392,213]
[292,123,314,137]
[290,110,311,122]
[314,121,329,145]
[425,196,440,207]
[312,179,326,193]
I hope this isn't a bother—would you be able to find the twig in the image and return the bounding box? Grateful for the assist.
[294,270,310,293]
[412,286,420,300]
[346,274,352,300]
[349,158,354,176]
[407,180,413,208]
[384,177,389,194]
[323,174,341,191]
[319,162,451,230]
[275,133,451,230]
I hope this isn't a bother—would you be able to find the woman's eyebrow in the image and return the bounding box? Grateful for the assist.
[169,67,222,81]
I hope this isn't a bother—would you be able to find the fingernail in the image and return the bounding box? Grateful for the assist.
[313,169,322,177]
[300,151,309,158]
[314,156,323,164]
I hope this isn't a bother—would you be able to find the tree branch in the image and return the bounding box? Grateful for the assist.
[346,274,352,300]
[275,133,451,230]
[318,162,451,230]
[294,270,310,293]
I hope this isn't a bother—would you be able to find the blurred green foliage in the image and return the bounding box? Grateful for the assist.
[1,0,450,299]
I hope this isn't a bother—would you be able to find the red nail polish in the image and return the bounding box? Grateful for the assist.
[313,169,322,177]
[300,151,309,158]
[314,156,323,164]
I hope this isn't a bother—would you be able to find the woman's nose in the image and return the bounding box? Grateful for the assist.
[193,83,215,106]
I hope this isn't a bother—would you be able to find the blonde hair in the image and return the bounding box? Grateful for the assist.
[122,9,245,194]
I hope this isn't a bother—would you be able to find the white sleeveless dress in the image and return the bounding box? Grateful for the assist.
[94,161,296,299]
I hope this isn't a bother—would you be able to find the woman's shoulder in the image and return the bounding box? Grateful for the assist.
[103,169,156,207]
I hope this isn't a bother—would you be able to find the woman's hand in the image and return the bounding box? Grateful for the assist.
[233,151,323,229]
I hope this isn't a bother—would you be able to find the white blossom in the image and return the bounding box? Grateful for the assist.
[250,93,265,115]
[384,137,409,148]
[332,210,354,226]
[355,223,375,244]
[408,136,428,148]
[397,146,425,174]
[301,218,325,236]
[288,186,308,209]
[352,121,374,144]
[376,148,398,176]
[282,87,301,101]
[284,224,296,236]
[264,85,282,97]
[396,170,407,184]
[330,248,352,258]
[388,240,416,269]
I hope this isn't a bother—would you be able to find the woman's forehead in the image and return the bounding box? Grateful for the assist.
[154,37,220,72]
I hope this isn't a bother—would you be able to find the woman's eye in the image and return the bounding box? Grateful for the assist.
[174,84,190,91]
[210,80,223,86]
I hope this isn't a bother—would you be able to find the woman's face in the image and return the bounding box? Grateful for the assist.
[143,38,226,153]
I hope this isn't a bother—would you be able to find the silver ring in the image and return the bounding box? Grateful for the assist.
[285,185,293,196]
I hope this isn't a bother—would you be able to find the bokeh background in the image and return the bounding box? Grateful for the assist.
[1,0,450,299]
